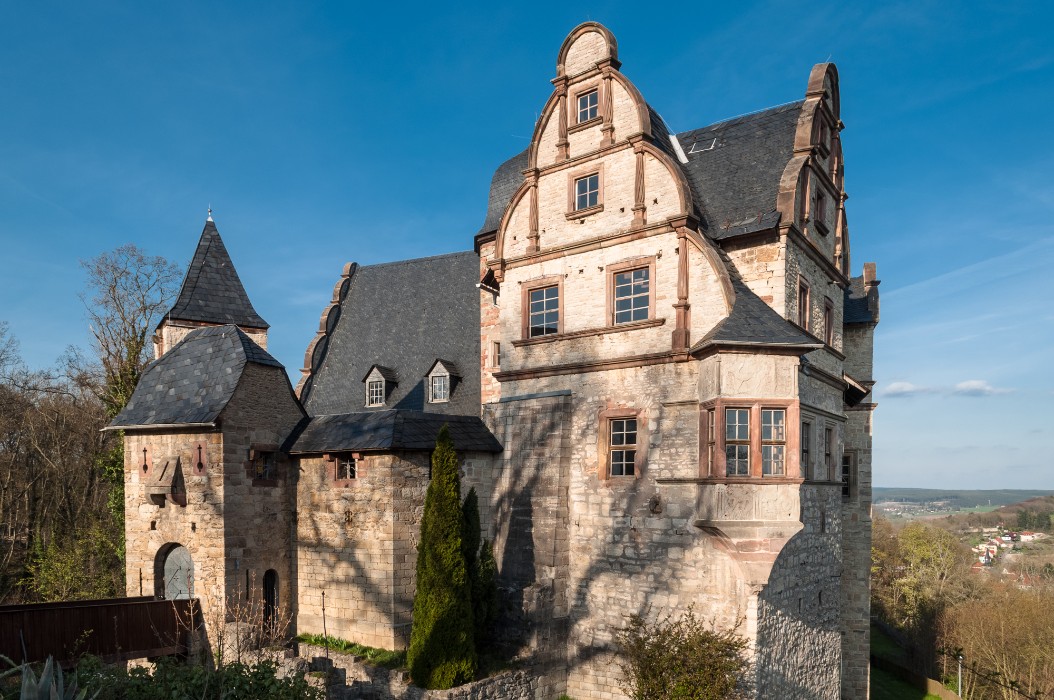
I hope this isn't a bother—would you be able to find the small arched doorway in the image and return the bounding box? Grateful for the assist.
[155,543,194,599]
[263,569,278,631]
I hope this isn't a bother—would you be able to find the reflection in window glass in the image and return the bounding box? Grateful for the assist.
[529,286,560,337]
[609,418,637,477]
[614,268,649,324]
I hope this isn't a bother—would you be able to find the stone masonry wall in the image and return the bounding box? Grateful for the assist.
[481,392,572,700]
[841,404,874,699]
[124,429,226,628]
[218,362,303,635]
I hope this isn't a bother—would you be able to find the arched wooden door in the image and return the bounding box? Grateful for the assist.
[156,544,194,599]
[263,569,278,629]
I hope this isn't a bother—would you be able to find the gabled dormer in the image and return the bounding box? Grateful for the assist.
[362,365,398,407]
[155,215,268,359]
[425,359,460,404]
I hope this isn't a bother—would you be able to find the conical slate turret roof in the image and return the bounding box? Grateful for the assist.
[164,219,269,329]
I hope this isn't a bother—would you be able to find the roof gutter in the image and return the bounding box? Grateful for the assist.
[102,422,218,432]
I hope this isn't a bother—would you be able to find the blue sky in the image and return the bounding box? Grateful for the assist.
[1,1,1051,488]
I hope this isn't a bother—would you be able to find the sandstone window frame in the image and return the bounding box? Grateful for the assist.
[724,407,751,477]
[761,408,787,477]
[801,420,812,475]
[491,341,501,369]
[699,398,802,481]
[574,86,600,126]
[521,275,564,339]
[797,277,811,331]
[606,256,656,326]
[597,406,647,482]
[328,452,364,487]
[566,167,604,219]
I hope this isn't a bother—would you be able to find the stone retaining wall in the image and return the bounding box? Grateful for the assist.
[298,644,535,700]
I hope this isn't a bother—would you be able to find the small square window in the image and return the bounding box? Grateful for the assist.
[575,174,599,211]
[337,456,357,480]
[430,375,449,403]
[528,285,560,338]
[254,452,277,480]
[367,380,385,406]
[613,267,649,324]
[577,89,598,123]
[609,418,637,477]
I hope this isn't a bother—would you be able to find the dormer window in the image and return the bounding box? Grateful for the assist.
[367,380,384,406]
[362,365,397,407]
[426,360,459,404]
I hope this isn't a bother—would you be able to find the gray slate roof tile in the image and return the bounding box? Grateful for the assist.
[301,251,481,417]
[844,276,874,324]
[691,281,821,352]
[110,325,283,428]
[165,221,269,329]
[286,411,502,454]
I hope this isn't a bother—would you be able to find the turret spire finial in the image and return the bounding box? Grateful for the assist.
[207,205,213,223]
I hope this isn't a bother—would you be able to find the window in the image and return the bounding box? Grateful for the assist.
[254,451,277,480]
[801,421,811,474]
[725,408,750,476]
[367,380,385,406]
[430,374,449,403]
[823,298,834,345]
[815,192,828,228]
[706,409,716,472]
[823,427,834,481]
[575,173,599,211]
[761,409,786,476]
[491,341,501,369]
[841,453,853,498]
[613,267,650,324]
[577,89,598,123]
[797,280,810,330]
[528,285,559,338]
[609,418,637,477]
[337,455,357,481]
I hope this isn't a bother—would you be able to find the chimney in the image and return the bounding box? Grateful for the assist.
[863,262,880,322]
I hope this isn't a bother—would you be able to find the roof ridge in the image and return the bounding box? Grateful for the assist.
[356,250,475,271]
[677,99,805,139]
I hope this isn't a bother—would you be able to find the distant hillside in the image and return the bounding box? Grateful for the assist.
[873,488,1054,509]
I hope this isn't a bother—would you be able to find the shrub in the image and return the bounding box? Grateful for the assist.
[407,426,477,689]
[614,607,748,700]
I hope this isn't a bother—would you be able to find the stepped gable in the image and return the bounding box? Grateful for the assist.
[164,220,269,329]
[285,410,502,454]
[691,280,821,353]
[300,251,481,417]
[109,325,282,428]
[675,101,803,239]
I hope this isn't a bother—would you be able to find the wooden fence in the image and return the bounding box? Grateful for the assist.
[0,596,201,665]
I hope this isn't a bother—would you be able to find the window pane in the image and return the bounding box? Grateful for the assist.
[613,267,649,324]
[762,409,786,441]
[529,286,559,337]
[763,445,785,476]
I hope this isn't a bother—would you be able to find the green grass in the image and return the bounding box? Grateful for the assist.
[870,665,942,700]
[870,624,907,665]
[296,633,406,669]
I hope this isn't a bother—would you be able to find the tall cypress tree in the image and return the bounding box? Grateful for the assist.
[408,426,477,689]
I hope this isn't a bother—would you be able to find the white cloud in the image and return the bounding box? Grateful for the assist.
[882,381,934,397]
[952,379,1014,397]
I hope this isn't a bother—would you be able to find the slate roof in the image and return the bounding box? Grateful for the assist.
[475,102,803,242]
[844,276,875,324]
[109,325,283,429]
[286,411,502,454]
[477,149,528,236]
[164,220,269,329]
[676,101,803,239]
[691,281,821,353]
[301,251,481,417]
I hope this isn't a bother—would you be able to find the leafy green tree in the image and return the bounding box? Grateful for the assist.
[615,607,748,700]
[407,426,477,689]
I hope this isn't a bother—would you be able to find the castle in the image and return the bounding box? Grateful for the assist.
[110,22,880,699]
